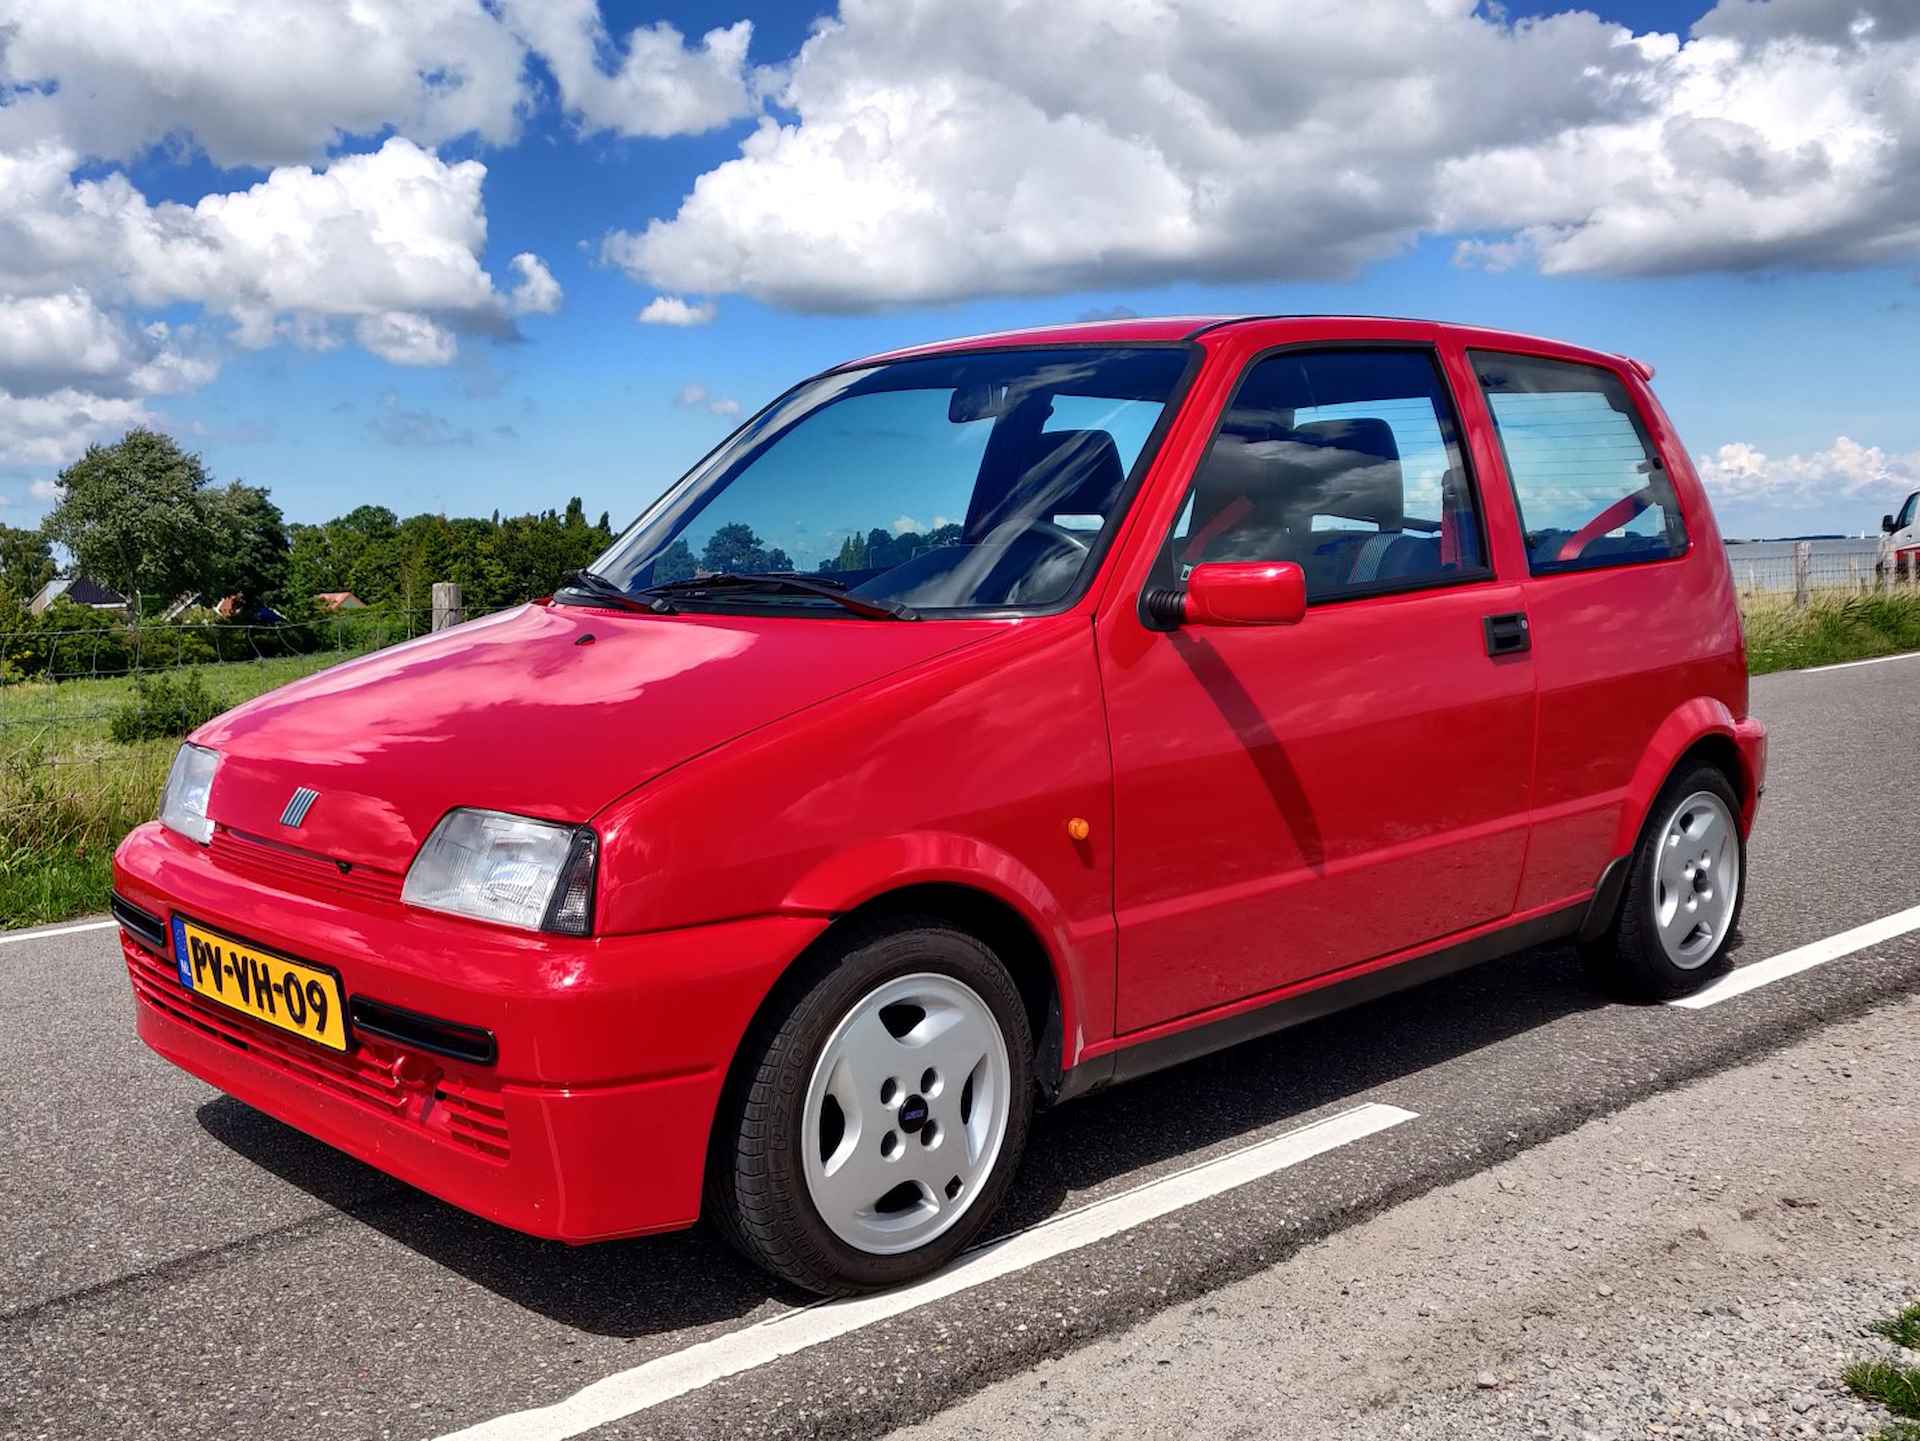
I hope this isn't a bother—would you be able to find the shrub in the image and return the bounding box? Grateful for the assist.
[108,671,226,743]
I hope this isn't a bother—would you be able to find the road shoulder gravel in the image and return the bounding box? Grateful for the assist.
[885,993,1920,1441]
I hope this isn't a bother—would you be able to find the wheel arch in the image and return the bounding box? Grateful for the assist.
[701,873,1075,1211]
[1584,701,1754,946]
[1610,698,1751,860]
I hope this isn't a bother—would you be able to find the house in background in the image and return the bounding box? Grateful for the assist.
[314,591,366,611]
[29,576,130,617]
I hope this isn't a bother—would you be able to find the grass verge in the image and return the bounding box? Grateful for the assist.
[1,651,362,929]
[1741,589,1920,674]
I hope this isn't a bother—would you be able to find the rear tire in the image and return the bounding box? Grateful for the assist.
[1583,762,1745,1001]
[709,919,1034,1295]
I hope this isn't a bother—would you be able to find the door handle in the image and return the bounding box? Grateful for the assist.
[1483,611,1531,656]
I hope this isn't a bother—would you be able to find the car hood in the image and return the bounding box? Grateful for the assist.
[195,602,991,873]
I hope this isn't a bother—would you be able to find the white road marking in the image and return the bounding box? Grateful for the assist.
[0,918,115,947]
[432,1102,1418,1441]
[1669,903,1920,1009]
[1796,649,1920,674]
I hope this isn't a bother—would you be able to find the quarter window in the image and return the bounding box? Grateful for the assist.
[1164,349,1488,603]
[1471,351,1688,575]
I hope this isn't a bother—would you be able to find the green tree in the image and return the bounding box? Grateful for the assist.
[204,482,290,603]
[0,523,55,600]
[652,539,698,583]
[41,429,221,608]
[702,522,768,573]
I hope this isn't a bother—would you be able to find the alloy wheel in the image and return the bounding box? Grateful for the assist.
[800,972,1012,1255]
[1652,788,1740,969]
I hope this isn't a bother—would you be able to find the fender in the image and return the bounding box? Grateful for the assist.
[780,829,1103,1068]
[1610,696,1743,857]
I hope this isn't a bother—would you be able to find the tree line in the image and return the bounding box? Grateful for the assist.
[1,427,617,627]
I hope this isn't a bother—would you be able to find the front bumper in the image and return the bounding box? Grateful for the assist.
[113,822,828,1242]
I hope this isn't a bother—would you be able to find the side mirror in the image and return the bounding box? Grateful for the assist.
[1885,513,1899,534]
[1158,561,1307,627]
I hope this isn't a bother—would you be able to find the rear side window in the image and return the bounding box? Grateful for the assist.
[1166,349,1488,603]
[1471,351,1688,575]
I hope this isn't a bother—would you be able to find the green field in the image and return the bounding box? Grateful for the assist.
[0,651,363,928]
[4,590,1919,929]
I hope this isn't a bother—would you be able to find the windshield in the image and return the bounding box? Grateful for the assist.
[586,346,1190,614]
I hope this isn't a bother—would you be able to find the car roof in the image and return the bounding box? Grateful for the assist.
[843,314,1646,378]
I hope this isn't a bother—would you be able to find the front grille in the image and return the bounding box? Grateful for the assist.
[210,828,405,906]
[124,942,510,1164]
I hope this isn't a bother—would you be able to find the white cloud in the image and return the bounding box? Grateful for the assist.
[0,391,157,469]
[0,0,529,168]
[636,295,718,327]
[890,514,921,535]
[354,313,460,367]
[0,293,200,398]
[613,0,1920,310]
[674,381,741,416]
[506,254,563,316]
[0,138,567,463]
[1697,437,1920,511]
[503,4,756,140]
[30,479,63,501]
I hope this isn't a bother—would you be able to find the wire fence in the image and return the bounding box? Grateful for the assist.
[1729,542,1916,603]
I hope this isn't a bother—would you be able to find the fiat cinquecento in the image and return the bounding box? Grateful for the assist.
[113,315,1766,1293]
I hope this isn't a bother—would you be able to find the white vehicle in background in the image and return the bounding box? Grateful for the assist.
[1884,490,1920,583]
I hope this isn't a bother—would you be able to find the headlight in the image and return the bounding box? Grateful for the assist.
[159,743,219,845]
[402,809,598,935]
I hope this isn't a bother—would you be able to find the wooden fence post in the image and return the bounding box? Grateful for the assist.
[1792,541,1811,609]
[431,582,464,632]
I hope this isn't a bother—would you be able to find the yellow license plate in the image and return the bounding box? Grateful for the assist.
[171,917,348,1052]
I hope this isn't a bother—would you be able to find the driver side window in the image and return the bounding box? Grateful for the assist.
[1164,347,1489,604]
[1472,351,1688,575]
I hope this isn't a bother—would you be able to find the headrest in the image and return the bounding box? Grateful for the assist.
[1274,418,1405,530]
[1018,429,1126,516]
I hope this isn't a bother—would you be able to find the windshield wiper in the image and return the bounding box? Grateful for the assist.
[556,568,665,614]
[637,571,918,620]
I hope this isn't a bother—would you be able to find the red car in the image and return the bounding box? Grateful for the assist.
[113,315,1766,1293]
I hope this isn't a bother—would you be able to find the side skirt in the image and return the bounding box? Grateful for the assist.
[1053,900,1587,1103]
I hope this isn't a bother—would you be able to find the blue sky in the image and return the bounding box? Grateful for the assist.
[2,0,1916,542]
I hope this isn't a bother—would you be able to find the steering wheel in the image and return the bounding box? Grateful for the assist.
[996,518,1092,555]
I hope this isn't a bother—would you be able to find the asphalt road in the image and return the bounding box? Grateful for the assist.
[4,652,1918,1441]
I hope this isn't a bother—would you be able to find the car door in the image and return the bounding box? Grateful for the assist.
[1890,489,1920,581]
[1098,341,1538,1035]
[1461,347,1724,910]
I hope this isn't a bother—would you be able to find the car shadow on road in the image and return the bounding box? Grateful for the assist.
[197,937,1612,1339]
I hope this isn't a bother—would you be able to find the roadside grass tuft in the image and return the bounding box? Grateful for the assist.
[1874,1304,1920,1352]
[1741,590,1920,674]
[1847,1359,1920,1420]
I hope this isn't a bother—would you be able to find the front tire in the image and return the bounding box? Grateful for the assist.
[1584,763,1746,1000]
[710,920,1034,1295]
